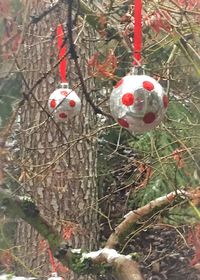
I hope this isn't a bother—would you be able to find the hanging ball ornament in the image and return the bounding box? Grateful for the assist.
[48,83,81,121]
[110,75,169,134]
[48,272,63,280]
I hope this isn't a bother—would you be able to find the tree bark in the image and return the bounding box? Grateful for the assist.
[15,1,98,279]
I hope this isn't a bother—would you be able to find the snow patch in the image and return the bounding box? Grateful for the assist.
[80,248,131,264]
[0,275,36,280]
[82,249,103,260]
[101,248,131,263]
[71,248,82,254]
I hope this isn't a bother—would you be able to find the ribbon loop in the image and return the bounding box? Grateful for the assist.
[133,0,142,66]
[57,24,68,83]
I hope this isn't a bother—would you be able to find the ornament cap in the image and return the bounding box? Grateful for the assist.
[58,82,69,89]
[131,66,144,76]
[48,272,63,280]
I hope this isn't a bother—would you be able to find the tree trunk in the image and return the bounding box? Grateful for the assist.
[15,1,98,279]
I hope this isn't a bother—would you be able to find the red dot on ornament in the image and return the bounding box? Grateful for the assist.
[122,93,134,106]
[143,81,154,91]
[118,118,129,128]
[114,79,123,89]
[163,95,169,108]
[50,99,56,108]
[59,112,67,119]
[69,100,76,107]
[143,112,156,124]
[60,90,68,97]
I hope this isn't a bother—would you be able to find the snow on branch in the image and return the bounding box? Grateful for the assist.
[1,188,198,280]
[0,273,62,280]
[81,248,143,280]
[0,275,36,280]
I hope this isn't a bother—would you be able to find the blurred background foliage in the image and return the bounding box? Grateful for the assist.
[0,0,21,127]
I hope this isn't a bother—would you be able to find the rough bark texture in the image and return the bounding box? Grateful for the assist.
[15,1,98,279]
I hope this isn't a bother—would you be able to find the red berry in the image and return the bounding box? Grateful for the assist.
[122,93,134,106]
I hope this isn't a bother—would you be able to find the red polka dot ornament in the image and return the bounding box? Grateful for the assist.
[110,75,168,134]
[48,83,81,121]
[110,0,169,134]
[48,24,81,121]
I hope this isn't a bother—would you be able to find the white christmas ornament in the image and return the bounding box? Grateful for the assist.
[110,75,169,134]
[48,84,81,121]
[48,273,63,280]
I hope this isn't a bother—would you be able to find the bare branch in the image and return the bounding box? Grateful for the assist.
[66,0,113,119]
[106,190,199,248]
[81,248,143,280]
[29,0,61,25]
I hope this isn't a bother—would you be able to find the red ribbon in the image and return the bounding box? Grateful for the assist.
[133,0,142,66]
[57,24,68,83]
[47,247,57,273]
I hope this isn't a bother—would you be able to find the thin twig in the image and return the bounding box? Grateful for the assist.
[66,0,113,119]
